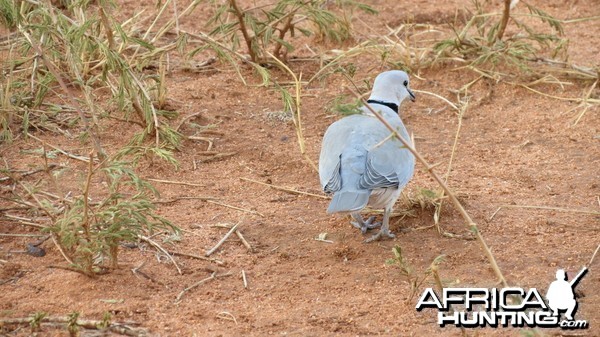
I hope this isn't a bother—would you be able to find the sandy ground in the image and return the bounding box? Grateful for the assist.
[1,0,599,336]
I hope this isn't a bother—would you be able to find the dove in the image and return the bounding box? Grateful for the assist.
[319,70,416,242]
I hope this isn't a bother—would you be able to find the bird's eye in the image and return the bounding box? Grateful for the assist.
[403,80,408,86]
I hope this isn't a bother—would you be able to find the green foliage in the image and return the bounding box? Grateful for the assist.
[67,312,79,337]
[29,312,47,333]
[45,160,177,276]
[0,0,180,158]
[206,0,376,63]
[433,0,567,74]
[327,95,362,115]
[386,245,445,302]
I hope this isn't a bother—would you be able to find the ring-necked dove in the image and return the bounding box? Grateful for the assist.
[319,70,416,242]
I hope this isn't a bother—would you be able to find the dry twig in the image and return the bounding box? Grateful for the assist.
[175,271,232,303]
[207,200,264,217]
[145,178,205,187]
[154,196,217,204]
[138,235,182,275]
[489,204,600,221]
[241,269,248,289]
[205,221,241,257]
[240,177,329,199]
[168,250,225,265]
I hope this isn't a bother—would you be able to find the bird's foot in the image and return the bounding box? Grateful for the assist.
[364,227,395,243]
[351,216,382,234]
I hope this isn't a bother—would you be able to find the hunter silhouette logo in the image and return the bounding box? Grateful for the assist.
[546,267,587,321]
[415,267,589,329]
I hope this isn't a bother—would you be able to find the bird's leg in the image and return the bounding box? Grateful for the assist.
[350,213,381,234]
[365,206,395,242]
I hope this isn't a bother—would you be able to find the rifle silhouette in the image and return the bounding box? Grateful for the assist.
[569,267,588,288]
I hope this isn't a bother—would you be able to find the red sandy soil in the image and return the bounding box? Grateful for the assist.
[1,0,599,336]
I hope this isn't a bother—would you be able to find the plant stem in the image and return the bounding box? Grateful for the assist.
[272,11,296,61]
[495,0,511,42]
[229,0,258,62]
[81,150,95,276]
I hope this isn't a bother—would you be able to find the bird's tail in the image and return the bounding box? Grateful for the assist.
[327,190,369,214]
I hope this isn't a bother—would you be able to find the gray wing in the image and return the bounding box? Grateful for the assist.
[358,128,415,191]
[320,111,414,193]
[319,115,363,193]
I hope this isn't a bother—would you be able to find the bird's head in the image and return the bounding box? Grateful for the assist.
[370,70,416,107]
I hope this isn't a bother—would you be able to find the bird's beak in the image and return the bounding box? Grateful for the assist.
[408,88,416,102]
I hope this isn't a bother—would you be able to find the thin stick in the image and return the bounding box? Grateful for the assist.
[0,165,59,182]
[216,311,238,325]
[138,235,182,275]
[240,177,329,199]
[145,178,205,187]
[197,152,237,163]
[51,235,74,265]
[154,196,217,204]
[209,223,253,252]
[352,91,508,287]
[188,136,214,151]
[489,204,600,221]
[2,214,47,228]
[205,221,241,257]
[241,269,248,289]
[589,244,600,266]
[131,261,161,284]
[168,250,225,265]
[176,111,204,131]
[175,271,232,303]
[0,233,47,237]
[207,200,265,217]
[413,89,460,112]
[26,133,93,163]
[236,230,253,252]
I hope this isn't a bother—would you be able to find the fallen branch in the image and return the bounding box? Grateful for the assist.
[197,152,237,163]
[138,235,182,275]
[145,178,205,187]
[207,200,265,217]
[154,196,217,204]
[589,244,600,266]
[236,230,253,252]
[241,269,248,289]
[0,316,145,336]
[489,204,600,221]
[205,221,241,257]
[0,233,47,237]
[27,133,94,163]
[168,250,225,265]
[175,271,232,303]
[240,177,329,199]
[0,164,59,182]
[209,223,253,252]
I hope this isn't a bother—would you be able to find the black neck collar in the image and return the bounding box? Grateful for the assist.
[366,99,398,114]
